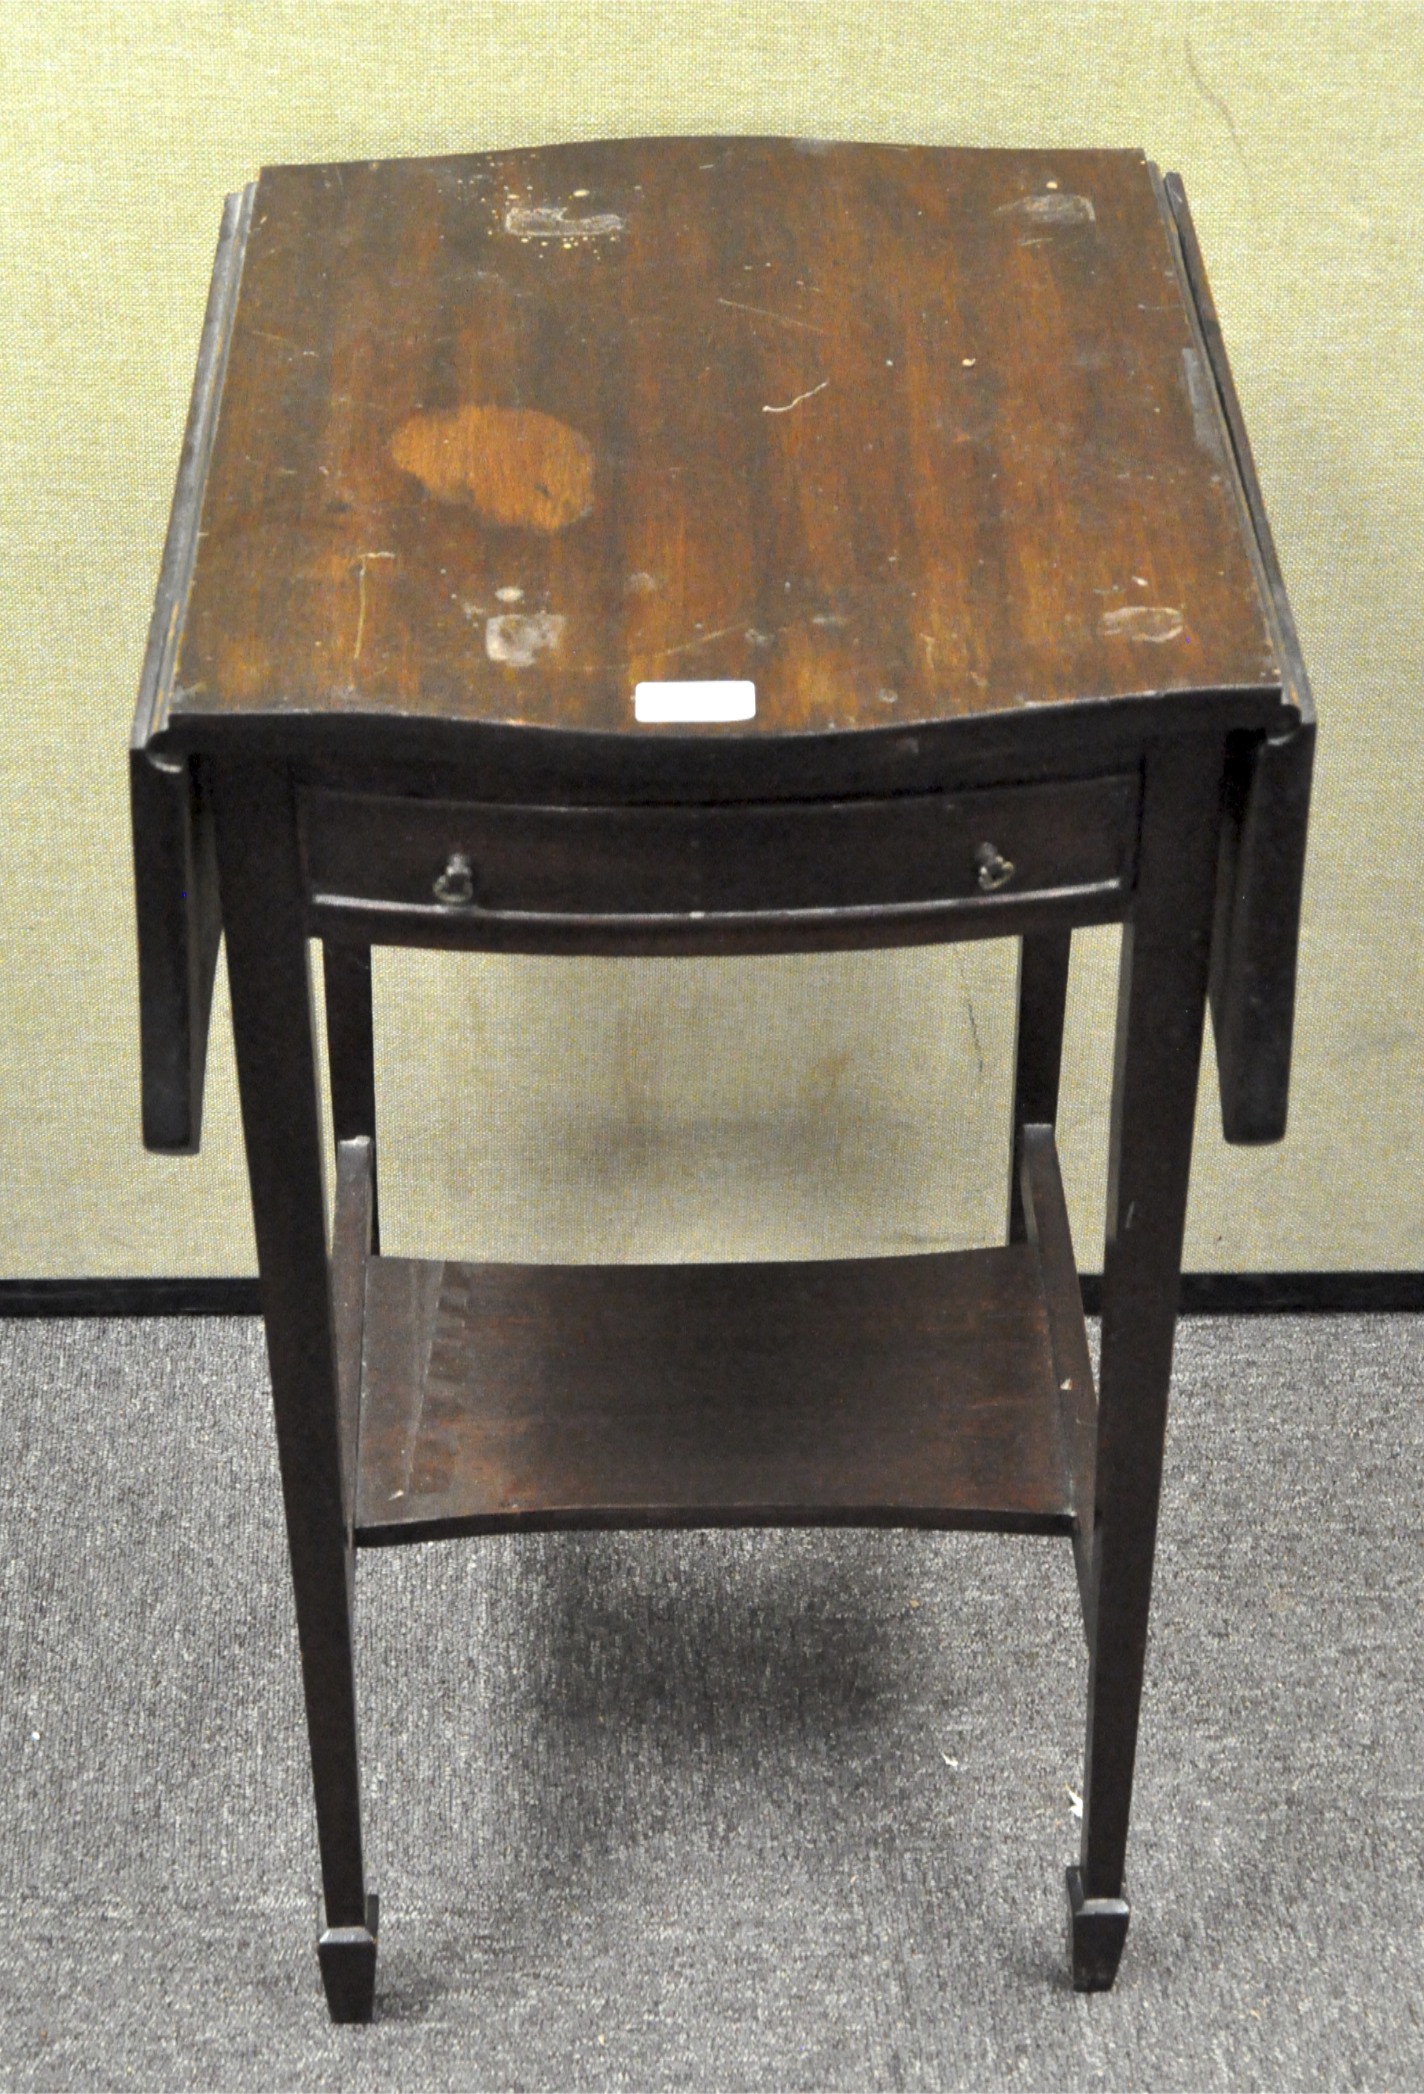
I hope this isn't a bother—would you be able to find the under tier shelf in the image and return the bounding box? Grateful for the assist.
[348,1222,1090,1546]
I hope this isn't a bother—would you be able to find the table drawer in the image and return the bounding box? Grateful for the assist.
[302,773,1139,933]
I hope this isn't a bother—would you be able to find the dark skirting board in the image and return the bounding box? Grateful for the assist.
[3,1275,1421,1317]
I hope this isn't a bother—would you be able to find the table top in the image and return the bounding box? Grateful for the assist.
[160,137,1286,751]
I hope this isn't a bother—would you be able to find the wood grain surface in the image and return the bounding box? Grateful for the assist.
[301,770,1137,928]
[167,139,1280,744]
[354,1243,1076,1542]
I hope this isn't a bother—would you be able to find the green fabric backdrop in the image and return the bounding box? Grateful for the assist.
[1,2,1418,1275]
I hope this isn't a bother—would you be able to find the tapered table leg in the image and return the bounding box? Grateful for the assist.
[1007,929,1072,1243]
[212,759,376,2023]
[323,940,381,1254]
[1069,734,1225,1991]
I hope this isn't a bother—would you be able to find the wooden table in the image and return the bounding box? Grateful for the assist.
[131,138,1313,2021]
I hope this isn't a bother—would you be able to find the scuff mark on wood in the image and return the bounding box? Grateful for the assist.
[351,551,395,662]
[996,193,1095,226]
[485,611,567,667]
[1100,604,1185,642]
[504,202,625,239]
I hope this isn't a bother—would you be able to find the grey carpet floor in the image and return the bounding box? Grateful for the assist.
[2,1311,1421,2090]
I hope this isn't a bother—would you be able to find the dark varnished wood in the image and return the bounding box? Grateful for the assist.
[331,1136,374,1539]
[209,758,372,1981]
[1162,174,1313,731]
[302,772,1138,953]
[129,145,1315,2012]
[1020,1121,1098,1633]
[130,750,221,1152]
[1161,174,1314,1144]
[314,878,1127,961]
[1076,733,1225,1959]
[354,1244,1074,1543]
[1209,725,1315,1142]
[130,148,1308,1157]
[1006,930,1074,1242]
[317,1893,379,2026]
[323,949,381,1252]
[130,184,252,1150]
[156,140,1285,759]
[1065,1867,1130,1992]
[1214,724,1315,1147]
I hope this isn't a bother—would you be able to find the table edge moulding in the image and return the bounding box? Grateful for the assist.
[129,137,1313,2021]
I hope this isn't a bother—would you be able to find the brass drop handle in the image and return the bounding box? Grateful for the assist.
[432,852,475,906]
[975,841,1015,893]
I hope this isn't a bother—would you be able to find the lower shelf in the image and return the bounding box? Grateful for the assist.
[351,1239,1082,1545]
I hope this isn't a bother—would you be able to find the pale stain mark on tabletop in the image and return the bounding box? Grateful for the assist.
[504,202,626,239]
[1100,604,1186,642]
[996,193,1097,226]
[389,406,595,532]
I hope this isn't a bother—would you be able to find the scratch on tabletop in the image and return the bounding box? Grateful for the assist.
[717,297,827,334]
[250,328,318,358]
[652,625,745,661]
[763,380,829,415]
[352,552,395,663]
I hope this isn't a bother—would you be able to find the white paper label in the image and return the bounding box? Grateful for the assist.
[634,680,756,723]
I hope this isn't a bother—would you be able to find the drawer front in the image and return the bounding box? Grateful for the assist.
[302,774,1139,931]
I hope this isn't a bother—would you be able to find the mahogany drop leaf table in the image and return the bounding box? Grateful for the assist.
[130,138,1313,2021]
